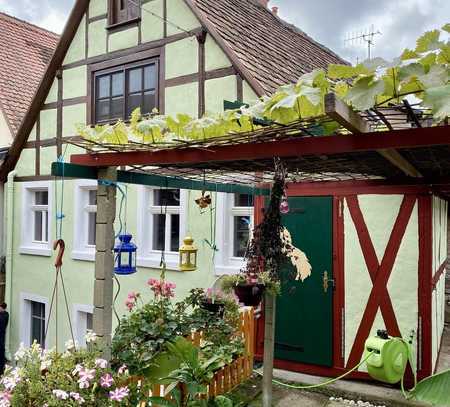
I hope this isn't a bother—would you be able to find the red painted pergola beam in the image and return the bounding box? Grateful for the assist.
[70,125,450,167]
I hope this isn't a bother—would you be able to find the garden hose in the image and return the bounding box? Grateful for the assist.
[253,350,376,390]
[398,338,417,399]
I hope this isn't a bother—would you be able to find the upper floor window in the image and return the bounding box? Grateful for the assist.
[20,182,52,257]
[33,191,49,244]
[94,60,158,124]
[108,0,140,27]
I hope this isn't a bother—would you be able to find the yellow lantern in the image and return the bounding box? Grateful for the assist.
[179,236,198,272]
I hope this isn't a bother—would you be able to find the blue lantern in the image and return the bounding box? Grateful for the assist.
[114,234,137,275]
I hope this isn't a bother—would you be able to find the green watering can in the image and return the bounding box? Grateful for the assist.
[364,330,409,384]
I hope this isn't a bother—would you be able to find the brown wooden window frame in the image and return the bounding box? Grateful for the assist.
[107,0,141,28]
[88,49,164,126]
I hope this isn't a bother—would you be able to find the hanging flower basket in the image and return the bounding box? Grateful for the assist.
[234,283,265,307]
[200,299,225,317]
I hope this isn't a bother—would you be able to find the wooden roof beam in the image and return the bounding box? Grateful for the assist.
[325,93,423,178]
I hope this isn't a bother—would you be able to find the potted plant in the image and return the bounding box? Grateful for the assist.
[199,288,226,316]
[222,272,280,307]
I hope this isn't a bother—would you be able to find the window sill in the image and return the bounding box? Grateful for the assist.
[137,256,180,271]
[106,17,141,32]
[72,250,95,262]
[214,264,244,276]
[19,245,52,257]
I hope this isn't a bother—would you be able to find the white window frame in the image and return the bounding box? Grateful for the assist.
[20,181,53,256]
[20,292,49,348]
[214,193,254,275]
[72,180,98,261]
[137,186,187,270]
[72,303,94,348]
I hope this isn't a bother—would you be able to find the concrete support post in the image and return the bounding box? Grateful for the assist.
[262,292,276,407]
[93,167,117,360]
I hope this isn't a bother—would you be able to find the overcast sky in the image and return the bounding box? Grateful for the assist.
[0,0,449,63]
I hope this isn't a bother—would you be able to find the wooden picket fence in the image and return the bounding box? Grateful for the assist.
[140,307,255,404]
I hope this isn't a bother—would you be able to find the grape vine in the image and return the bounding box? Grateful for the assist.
[78,24,450,145]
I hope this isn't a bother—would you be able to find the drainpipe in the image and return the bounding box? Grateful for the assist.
[4,170,16,359]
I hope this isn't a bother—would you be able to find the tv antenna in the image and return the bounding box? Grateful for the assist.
[345,25,382,61]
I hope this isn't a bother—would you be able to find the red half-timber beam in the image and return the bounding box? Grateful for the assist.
[70,125,450,167]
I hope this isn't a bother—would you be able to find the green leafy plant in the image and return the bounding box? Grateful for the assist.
[408,369,450,406]
[112,276,245,382]
[148,337,242,407]
[111,274,189,377]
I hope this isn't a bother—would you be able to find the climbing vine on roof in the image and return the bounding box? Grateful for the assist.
[78,24,450,145]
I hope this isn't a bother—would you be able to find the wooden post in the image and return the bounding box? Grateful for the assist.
[262,292,276,407]
[93,167,117,360]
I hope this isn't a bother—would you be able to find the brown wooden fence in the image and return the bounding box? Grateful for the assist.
[140,307,255,404]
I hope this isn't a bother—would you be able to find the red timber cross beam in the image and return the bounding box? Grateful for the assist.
[345,195,417,371]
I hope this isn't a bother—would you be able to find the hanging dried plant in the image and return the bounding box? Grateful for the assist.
[242,158,294,285]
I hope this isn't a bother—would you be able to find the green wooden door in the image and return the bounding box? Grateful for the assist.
[275,196,333,367]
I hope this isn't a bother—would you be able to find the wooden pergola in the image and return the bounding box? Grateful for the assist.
[51,93,450,404]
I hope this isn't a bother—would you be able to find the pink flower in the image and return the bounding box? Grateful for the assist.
[127,291,139,301]
[118,364,128,375]
[95,358,108,369]
[72,364,83,376]
[125,299,135,312]
[0,391,11,406]
[78,368,95,389]
[100,373,114,388]
[109,386,129,402]
[52,390,69,400]
[70,392,85,404]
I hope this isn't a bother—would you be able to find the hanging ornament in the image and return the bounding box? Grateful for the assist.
[179,236,198,272]
[195,190,212,209]
[114,234,137,275]
[280,194,289,214]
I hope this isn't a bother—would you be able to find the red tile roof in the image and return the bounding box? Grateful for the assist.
[0,12,59,136]
[193,0,347,95]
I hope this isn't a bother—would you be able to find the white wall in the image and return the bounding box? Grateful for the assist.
[0,110,12,147]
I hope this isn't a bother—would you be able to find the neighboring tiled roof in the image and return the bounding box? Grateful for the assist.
[193,0,347,95]
[0,12,59,135]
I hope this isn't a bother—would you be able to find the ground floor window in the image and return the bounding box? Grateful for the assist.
[73,304,94,347]
[30,301,45,346]
[137,187,187,270]
[72,181,98,261]
[214,193,254,274]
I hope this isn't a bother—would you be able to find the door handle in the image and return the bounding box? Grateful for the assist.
[323,271,335,293]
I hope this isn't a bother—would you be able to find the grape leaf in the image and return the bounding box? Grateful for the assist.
[423,84,450,120]
[334,81,349,99]
[401,48,419,61]
[418,65,449,88]
[328,63,370,79]
[344,76,385,111]
[415,30,442,52]
[437,42,450,64]
[398,63,425,82]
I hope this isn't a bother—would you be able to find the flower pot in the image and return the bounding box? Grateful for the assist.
[233,284,265,306]
[200,300,225,317]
